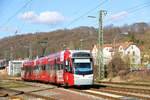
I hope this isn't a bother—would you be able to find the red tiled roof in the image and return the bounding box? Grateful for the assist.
[94,42,134,49]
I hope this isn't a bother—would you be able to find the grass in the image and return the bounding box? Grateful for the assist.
[127,80,150,84]
[0,82,30,88]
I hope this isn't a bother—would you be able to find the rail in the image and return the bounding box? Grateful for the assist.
[0,91,24,100]
[0,86,56,100]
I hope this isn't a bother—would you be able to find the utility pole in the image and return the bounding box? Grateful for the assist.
[9,30,17,61]
[4,50,7,60]
[10,47,13,61]
[80,39,83,50]
[29,43,32,60]
[63,44,67,50]
[98,10,107,79]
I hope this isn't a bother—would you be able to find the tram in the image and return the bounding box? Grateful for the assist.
[21,50,94,86]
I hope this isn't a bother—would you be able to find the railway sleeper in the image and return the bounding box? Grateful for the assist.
[92,88,150,100]
[0,91,24,100]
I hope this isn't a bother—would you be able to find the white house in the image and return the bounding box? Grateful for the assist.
[91,42,141,65]
[8,60,26,76]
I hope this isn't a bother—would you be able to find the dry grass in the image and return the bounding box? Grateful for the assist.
[105,70,150,84]
[0,81,29,88]
[101,70,150,84]
[0,70,10,80]
[126,70,150,83]
[0,70,21,81]
[105,55,130,79]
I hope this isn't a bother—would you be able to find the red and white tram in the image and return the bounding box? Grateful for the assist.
[21,50,94,86]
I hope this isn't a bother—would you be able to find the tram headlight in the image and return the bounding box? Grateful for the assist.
[75,76,80,78]
[87,75,93,78]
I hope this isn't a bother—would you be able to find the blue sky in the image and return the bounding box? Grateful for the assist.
[0,0,149,38]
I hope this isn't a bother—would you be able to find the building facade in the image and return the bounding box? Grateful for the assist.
[8,60,26,76]
[91,42,141,65]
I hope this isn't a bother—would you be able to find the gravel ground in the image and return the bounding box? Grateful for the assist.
[0,80,105,100]
[12,85,102,100]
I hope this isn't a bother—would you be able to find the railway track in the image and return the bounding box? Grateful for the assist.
[98,81,150,87]
[0,86,56,100]
[1,80,150,100]
[68,88,123,100]
[99,85,150,95]
[1,80,123,100]
[12,80,150,100]
[96,81,150,95]
[68,84,150,100]
[90,87,150,100]
[0,91,24,100]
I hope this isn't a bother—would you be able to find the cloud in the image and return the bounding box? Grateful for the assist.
[0,26,19,33]
[18,11,66,27]
[106,11,128,22]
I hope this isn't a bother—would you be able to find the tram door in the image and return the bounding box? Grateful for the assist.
[64,61,73,86]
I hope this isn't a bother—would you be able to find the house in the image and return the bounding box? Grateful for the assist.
[91,42,141,65]
[8,60,27,76]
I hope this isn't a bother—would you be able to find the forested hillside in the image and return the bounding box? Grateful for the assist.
[0,22,150,59]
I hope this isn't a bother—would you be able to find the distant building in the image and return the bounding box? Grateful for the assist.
[91,42,141,65]
[0,59,4,69]
[8,60,27,76]
[0,59,9,70]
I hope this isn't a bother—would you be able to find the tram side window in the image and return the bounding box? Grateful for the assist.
[37,66,40,72]
[36,66,39,72]
[57,64,60,70]
[44,64,46,70]
[33,66,35,71]
[47,64,51,71]
[21,67,24,71]
[27,66,29,73]
[46,63,50,71]
[68,62,72,73]
[34,66,37,71]
[33,65,38,72]
[29,65,32,75]
[25,66,29,76]
[25,66,27,75]
[31,66,33,72]
[56,61,58,70]
[41,65,44,70]
[33,66,36,72]
[56,63,63,70]
[50,63,52,71]
[60,64,63,70]
[64,61,72,73]
[41,65,46,71]
[57,63,59,70]
[39,65,42,71]
[52,65,55,70]
[54,63,56,70]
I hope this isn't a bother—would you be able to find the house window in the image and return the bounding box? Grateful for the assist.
[132,45,133,49]
[120,52,123,56]
[133,51,135,56]
[111,52,113,56]
[132,58,135,63]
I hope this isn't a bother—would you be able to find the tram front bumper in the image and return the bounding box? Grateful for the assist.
[74,74,94,85]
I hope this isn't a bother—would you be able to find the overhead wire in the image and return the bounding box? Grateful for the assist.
[127,1,150,13]
[1,0,33,26]
[105,1,150,24]
[64,0,109,29]
[18,0,33,34]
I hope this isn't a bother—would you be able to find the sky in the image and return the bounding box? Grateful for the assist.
[0,0,149,38]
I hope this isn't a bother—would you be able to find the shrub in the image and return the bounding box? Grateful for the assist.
[105,54,130,79]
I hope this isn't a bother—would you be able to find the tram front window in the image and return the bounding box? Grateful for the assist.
[74,63,93,75]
